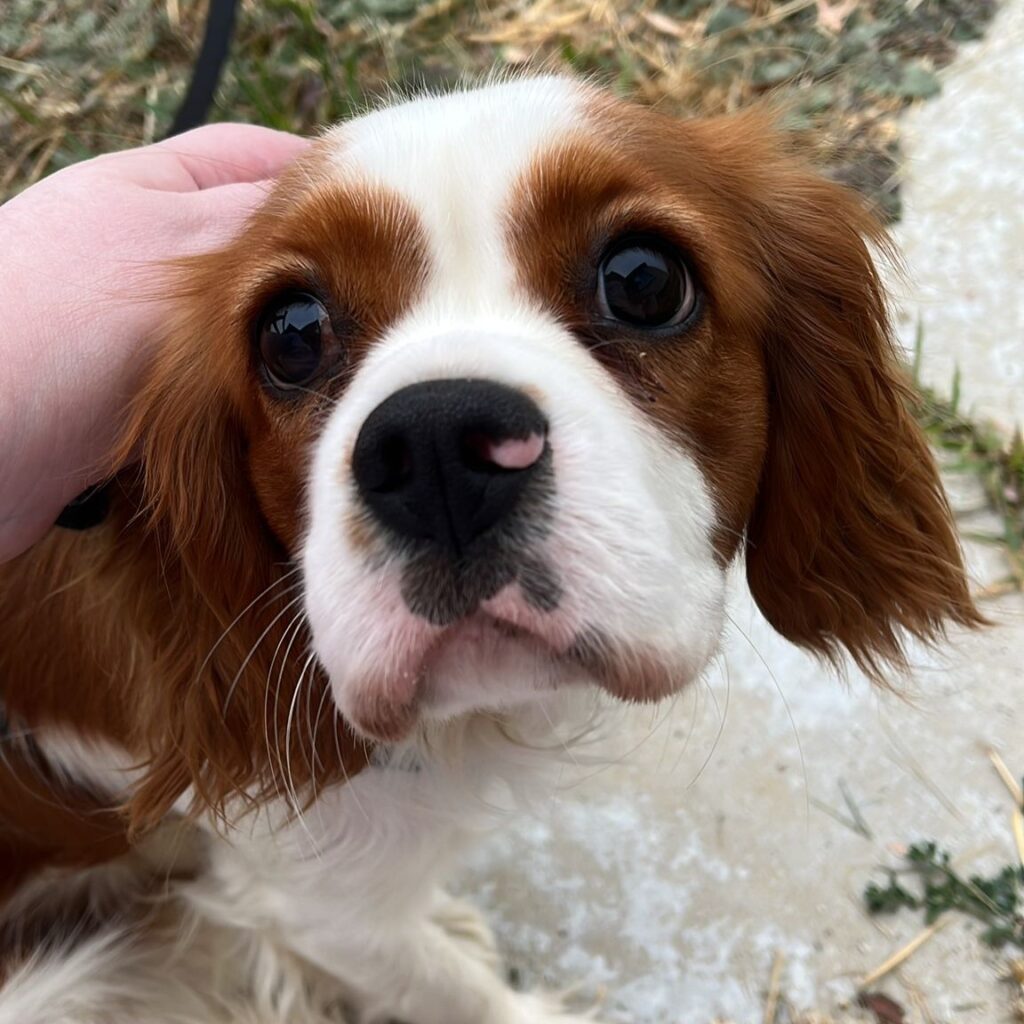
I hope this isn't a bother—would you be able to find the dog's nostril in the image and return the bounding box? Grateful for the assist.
[460,430,546,473]
[376,435,414,492]
[354,434,413,494]
[352,379,549,553]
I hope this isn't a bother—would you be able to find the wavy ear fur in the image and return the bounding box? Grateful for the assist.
[741,133,983,677]
[113,255,366,832]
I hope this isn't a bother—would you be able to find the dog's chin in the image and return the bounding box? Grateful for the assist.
[335,614,581,744]
[330,609,703,745]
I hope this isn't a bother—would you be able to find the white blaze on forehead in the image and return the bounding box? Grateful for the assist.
[322,76,587,304]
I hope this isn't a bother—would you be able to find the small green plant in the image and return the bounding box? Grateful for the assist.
[864,840,1024,950]
[909,322,1024,594]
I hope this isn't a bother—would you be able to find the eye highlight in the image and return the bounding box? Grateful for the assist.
[596,237,696,329]
[257,293,337,393]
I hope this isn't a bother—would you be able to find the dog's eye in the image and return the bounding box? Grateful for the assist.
[257,293,334,391]
[597,238,695,329]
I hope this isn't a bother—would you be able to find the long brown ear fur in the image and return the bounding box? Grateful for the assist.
[112,254,367,833]
[739,124,984,678]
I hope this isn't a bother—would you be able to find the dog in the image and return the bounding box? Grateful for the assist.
[0,76,980,1023]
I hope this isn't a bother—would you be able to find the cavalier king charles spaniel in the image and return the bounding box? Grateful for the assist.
[0,76,979,1023]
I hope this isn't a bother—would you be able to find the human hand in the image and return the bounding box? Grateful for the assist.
[0,124,308,563]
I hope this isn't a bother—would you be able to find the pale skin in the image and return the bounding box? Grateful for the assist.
[0,124,308,564]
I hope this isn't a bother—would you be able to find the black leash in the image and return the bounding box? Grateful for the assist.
[56,0,240,532]
[166,0,239,138]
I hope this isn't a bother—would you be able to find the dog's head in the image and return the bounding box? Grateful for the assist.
[122,77,979,819]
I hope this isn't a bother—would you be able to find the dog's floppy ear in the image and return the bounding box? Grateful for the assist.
[740,136,983,678]
[112,252,366,831]
[111,267,282,827]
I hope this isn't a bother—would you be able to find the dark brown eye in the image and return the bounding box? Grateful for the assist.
[257,293,334,391]
[597,238,696,329]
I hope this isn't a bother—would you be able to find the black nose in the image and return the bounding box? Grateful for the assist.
[352,379,548,555]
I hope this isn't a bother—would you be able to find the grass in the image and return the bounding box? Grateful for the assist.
[853,752,1024,1022]
[910,323,1024,595]
[0,0,1000,215]
[865,839,1024,951]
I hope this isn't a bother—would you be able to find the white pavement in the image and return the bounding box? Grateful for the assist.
[893,0,1024,430]
[458,4,1024,1021]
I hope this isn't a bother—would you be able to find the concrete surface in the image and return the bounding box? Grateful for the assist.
[892,0,1024,430]
[457,5,1024,1021]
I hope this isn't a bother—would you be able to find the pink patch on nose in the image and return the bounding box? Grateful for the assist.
[482,433,545,470]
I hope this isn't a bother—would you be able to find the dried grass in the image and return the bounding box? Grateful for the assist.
[1,0,999,213]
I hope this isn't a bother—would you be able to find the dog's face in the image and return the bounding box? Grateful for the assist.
[296,79,751,740]
[124,78,977,803]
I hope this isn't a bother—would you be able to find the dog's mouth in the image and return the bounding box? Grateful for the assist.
[339,583,687,743]
[344,588,577,742]
[419,611,564,686]
[427,611,559,658]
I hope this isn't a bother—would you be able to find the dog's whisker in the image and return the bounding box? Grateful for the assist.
[536,698,581,773]
[331,705,370,825]
[269,607,310,705]
[283,650,322,857]
[722,608,809,820]
[567,687,681,789]
[308,672,331,779]
[685,654,732,791]
[203,566,302,687]
[268,608,313,813]
[671,660,706,773]
[307,666,335,835]
[262,624,299,815]
[221,593,306,715]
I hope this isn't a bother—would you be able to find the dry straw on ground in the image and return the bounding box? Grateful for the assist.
[0,0,999,213]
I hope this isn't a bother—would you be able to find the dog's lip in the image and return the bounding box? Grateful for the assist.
[345,609,568,742]
[427,609,566,661]
[413,609,571,708]
[341,603,691,742]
